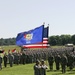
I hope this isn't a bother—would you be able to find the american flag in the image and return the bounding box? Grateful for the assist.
[23,26,49,48]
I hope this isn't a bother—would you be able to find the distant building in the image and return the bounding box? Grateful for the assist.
[65,43,74,47]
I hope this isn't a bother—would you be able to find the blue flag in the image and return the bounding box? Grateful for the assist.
[22,26,49,48]
[16,25,44,46]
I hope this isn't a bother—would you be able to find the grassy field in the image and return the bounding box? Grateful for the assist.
[1,45,21,52]
[0,45,75,75]
[0,62,75,75]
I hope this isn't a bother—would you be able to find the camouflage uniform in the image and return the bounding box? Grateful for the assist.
[40,60,48,75]
[48,54,54,71]
[3,53,8,67]
[55,54,61,70]
[61,54,68,74]
[0,55,2,70]
[34,60,41,75]
[67,54,74,70]
[8,53,14,67]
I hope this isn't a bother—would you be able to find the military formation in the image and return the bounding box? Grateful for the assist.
[0,47,75,74]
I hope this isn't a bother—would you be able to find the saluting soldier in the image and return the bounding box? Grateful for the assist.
[40,59,48,75]
[34,60,41,75]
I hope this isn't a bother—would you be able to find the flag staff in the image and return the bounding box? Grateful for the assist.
[46,24,49,66]
[42,22,45,49]
[48,24,49,37]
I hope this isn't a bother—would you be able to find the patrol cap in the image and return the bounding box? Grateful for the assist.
[41,59,44,62]
[36,59,40,63]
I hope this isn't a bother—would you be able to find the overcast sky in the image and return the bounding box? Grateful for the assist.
[0,0,75,38]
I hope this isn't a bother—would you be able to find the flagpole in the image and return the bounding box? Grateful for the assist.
[40,22,45,61]
[42,22,45,48]
[48,24,49,36]
[46,24,49,66]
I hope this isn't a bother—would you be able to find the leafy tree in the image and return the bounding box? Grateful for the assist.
[49,36,57,46]
[71,35,75,45]
[60,35,71,45]
[55,35,62,45]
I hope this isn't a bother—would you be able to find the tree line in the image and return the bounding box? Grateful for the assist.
[49,34,75,46]
[0,34,75,46]
[0,38,15,46]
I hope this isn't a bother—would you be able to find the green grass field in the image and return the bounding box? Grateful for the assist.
[0,45,75,75]
[1,45,21,52]
[0,62,75,75]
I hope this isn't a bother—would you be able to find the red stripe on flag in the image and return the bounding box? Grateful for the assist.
[23,44,49,48]
[23,38,49,48]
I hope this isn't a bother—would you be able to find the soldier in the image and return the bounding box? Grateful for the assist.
[33,52,36,63]
[19,52,22,64]
[3,53,8,67]
[22,51,26,65]
[29,52,33,63]
[16,52,20,65]
[8,53,14,67]
[67,54,74,70]
[26,52,29,64]
[48,53,54,71]
[61,54,68,74]
[0,55,2,70]
[55,54,61,70]
[40,59,48,75]
[34,59,41,75]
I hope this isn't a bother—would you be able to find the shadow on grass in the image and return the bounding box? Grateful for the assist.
[51,73,62,75]
[47,70,62,72]
[68,71,75,74]
[47,69,75,75]
[47,70,63,75]
[52,71,75,75]
[52,73,73,75]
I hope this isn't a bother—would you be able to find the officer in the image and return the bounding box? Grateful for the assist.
[34,59,41,75]
[40,59,48,75]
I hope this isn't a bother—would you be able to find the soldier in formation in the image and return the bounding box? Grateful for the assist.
[61,54,68,74]
[1,46,75,74]
[55,54,61,70]
[8,53,14,67]
[3,53,8,67]
[0,55,2,70]
[48,53,54,71]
